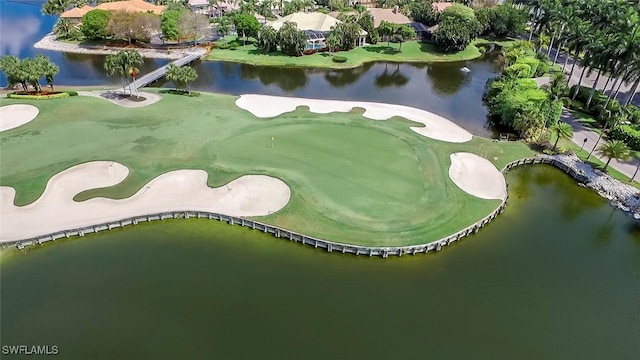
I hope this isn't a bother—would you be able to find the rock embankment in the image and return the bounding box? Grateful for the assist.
[543,154,640,218]
[34,33,206,60]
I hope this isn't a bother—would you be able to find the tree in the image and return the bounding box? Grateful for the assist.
[42,0,70,16]
[215,16,232,41]
[433,4,481,53]
[326,32,341,56]
[36,55,59,91]
[257,25,278,52]
[178,11,210,44]
[491,4,527,38]
[549,122,573,150]
[81,9,111,40]
[161,9,182,41]
[378,20,398,49]
[409,0,439,26]
[53,18,74,39]
[104,50,144,95]
[329,0,345,11]
[0,56,27,91]
[395,25,415,52]
[165,63,198,93]
[132,13,161,43]
[233,13,261,45]
[277,21,306,56]
[357,11,378,45]
[597,140,631,172]
[108,10,137,44]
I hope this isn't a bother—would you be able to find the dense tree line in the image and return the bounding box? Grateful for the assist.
[0,55,60,92]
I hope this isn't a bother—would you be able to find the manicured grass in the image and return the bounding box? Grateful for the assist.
[0,92,534,246]
[207,37,483,69]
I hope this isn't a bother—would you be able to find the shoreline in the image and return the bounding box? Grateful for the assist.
[3,155,637,255]
[34,33,207,60]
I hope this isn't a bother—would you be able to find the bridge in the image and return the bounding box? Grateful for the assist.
[132,50,205,90]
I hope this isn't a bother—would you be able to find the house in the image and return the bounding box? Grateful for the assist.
[267,12,368,50]
[424,24,438,42]
[61,0,166,24]
[330,7,424,41]
[189,0,239,18]
[95,0,166,15]
[60,5,95,24]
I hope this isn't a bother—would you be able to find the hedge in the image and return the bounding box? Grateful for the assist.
[332,56,347,63]
[7,92,70,100]
[515,56,539,78]
[609,125,640,151]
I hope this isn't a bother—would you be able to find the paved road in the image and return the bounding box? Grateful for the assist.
[561,109,639,180]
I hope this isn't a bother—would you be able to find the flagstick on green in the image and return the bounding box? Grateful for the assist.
[271,136,274,149]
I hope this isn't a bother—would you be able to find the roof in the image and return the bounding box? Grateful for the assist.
[330,8,411,28]
[367,7,411,27]
[268,12,341,32]
[432,2,454,12]
[426,24,439,33]
[60,5,95,18]
[188,0,209,7]
[95,0,166,15]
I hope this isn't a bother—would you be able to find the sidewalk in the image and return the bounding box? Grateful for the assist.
[561,109,639,180]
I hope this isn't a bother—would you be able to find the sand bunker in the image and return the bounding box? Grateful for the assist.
[0,161,291,242]
[0,104,39,132]
[235,94,473,143]
[448,152,506,200]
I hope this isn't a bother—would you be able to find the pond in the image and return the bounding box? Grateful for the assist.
[1,1,639,358]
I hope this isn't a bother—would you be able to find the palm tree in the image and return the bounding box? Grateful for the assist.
[104,50,143,95]
[597,140,631,172]
[549,122,573,150]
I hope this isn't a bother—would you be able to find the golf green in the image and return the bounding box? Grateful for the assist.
[0,91,535,246]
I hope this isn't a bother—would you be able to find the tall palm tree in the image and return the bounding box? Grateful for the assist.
[549,121,573,150]
[104,50,143,95]
[597,140,631,172]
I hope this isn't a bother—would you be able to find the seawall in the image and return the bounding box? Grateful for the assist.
[1,156,597,257]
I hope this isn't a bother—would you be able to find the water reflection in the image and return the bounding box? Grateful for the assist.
[0,14,41,56]
[239,64,309,92]
[374,63,409,88]
[426,63,471,96]
[323,63,373,88]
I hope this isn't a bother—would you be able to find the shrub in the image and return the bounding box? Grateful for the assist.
[625,105,640,124]
[504,63,532,79]
[609,125,640,151]
[515,57,539,78]
[534,59,550,77]
[66,91,78,96]
[332,56,347,63]
[8,92,70,100]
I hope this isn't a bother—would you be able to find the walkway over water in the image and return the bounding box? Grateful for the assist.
[133,50,205,90]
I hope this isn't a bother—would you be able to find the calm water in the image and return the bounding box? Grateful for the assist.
[0,0,499,136]
[2,166,639,358]
[1,1,639,358]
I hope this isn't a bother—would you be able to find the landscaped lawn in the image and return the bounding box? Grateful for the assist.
[207,37,484,69]
[0,92,534,246]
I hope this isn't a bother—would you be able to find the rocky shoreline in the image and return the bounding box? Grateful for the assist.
[34,33,205,60]
[542,153,640,219]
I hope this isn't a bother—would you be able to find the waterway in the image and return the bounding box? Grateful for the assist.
[1,0,498,136]
[2,166,639,358]
[1,1,639,358]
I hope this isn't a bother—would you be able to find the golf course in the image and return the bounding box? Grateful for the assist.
[0,91,534,246]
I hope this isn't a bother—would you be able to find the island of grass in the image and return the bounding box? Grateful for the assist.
[0,90,534,247]
[207,37,490,69]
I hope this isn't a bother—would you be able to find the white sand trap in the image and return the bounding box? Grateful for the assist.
[448,152,506,200]
[0,161,291,242]
[0,104,39,132]
[235,94,473,143]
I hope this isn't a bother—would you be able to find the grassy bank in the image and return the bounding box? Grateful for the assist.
[207,38,485,69]
[0,91,534,246]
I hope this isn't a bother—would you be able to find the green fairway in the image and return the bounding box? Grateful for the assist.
[208,38,483,69]
[0,92,534,246]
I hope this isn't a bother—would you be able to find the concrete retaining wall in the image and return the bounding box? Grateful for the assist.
[3,156,582,257]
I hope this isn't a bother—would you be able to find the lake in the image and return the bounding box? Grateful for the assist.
[1,1,639,358]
